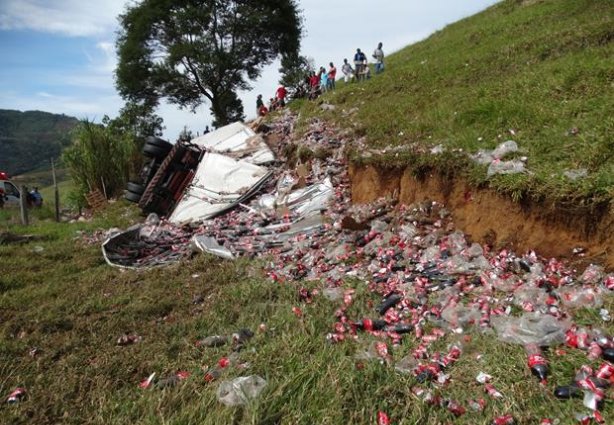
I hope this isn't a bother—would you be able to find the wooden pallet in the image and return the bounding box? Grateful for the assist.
[86,189,107,211]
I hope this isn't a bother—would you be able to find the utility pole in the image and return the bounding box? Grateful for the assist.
[19,185,29,225]
[51,158,60,222]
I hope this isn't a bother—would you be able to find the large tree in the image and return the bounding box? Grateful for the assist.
[279,54,314,98]
[111,101,165,139]
[115,0,302,128]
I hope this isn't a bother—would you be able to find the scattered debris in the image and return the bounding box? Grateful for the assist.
[91,112,614,422]
[116,334,141,346]
[6,387,27,404]
[487,159,526,177]
[563,168,588,181]
[0,232,44,245]
[216,375,267,406]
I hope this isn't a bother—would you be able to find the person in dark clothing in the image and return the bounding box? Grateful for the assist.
[256,94,268,116]
[354,48,367,81]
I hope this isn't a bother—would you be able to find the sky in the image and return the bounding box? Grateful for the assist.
[0,0,500,140]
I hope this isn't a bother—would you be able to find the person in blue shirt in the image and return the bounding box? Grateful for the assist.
[354,48,367,81]
[319,67,329,92]
[29,187,43,207]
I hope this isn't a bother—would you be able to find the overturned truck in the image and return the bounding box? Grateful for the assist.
[125,122,274,222]
[104,121,333,268]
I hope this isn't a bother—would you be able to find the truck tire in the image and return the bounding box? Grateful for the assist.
[143,143,170,159]
[125,191,142,203]
[126,182,145,195]
[144,136,172,149]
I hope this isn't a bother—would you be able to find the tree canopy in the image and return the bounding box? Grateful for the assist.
[111,101,164,140]
[115,0,302,128]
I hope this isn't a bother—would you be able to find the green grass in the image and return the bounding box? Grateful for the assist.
[0,178,76,227]
[298,0,614,209]
[1,203,614,424]
[2,1,614,423]
[11,166,70,189]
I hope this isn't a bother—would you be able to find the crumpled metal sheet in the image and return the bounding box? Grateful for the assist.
[191,235,234,260]
[168,152,273,225]
[190,122,275,165]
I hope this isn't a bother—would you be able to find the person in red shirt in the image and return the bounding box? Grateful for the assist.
[309,72,320,99]
[327,62,337,90]
[276,85,287,107]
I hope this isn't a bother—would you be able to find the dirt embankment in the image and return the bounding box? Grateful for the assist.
[349,164,614,270]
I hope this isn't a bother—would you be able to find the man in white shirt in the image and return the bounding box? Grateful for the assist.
[341,59,354,83]
[373,42,384,74]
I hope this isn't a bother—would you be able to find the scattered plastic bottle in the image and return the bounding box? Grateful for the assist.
[444,399,466,416]
[518,259,531,273]
[217,375,267,406]
[491,414,515,425]
[378,293,402,315]
[377,411,391,425]
[196,335,228,347]
[155,371,190,389]
[603,347,614,362]
[353,318,387,331]
[595,362,614,380]
[6,387,26,403]
[526,343,548,384]
[553,384,582,399]
[484,383,503,398]
[389,323,413,334]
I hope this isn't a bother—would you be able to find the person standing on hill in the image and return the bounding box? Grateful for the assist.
[256,94,268,116]
[341,58,354,83]
[309,71,320,99]
[327,62,337,90]
[276,85,287,107]
[354,48,366,81]
[373,42,384,74]
[29,187,43,207]
[319,67,328,93]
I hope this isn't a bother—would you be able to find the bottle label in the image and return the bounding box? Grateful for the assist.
[528,354,546,367]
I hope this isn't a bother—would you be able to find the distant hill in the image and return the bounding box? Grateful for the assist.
[0,109,79,176]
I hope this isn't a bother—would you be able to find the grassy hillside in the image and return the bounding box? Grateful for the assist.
[304,0,613,208]
[2,203,614,424]
[2,2,614,424]
[0,109,78,176]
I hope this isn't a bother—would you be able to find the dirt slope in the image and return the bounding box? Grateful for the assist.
[349,164,614,269]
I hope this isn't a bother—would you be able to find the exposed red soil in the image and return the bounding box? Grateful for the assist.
[349,164,614,270]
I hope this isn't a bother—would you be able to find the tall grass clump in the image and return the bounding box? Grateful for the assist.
[63,119,136,201]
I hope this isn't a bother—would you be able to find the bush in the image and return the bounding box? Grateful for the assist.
[63,119,136,200]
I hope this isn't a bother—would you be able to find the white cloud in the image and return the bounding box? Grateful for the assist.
[96,41,114,56]
[95,40,118,73]
[0,0,125,37]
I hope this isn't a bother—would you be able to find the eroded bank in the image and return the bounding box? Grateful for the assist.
[349,164,614,269]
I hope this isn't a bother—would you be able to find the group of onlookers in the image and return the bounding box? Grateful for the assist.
[348,42,385,81]
[257,85,288,117]
[306,62,338,100]
[257,42,385,115]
